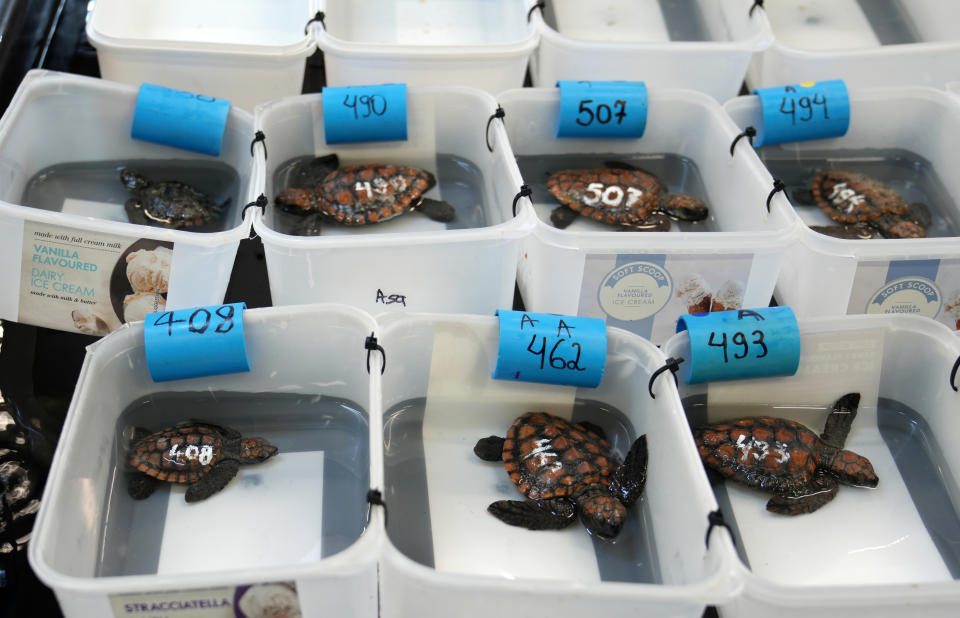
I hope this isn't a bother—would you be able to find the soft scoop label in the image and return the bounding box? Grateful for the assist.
[109,582,301,617]
[18,221,173,336]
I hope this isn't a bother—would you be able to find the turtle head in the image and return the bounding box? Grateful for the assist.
[120,168,148,193]
[239,437,278,463]
[579,493,627,541]
[829,449,879,488]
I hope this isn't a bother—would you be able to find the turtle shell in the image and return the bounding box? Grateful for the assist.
[128,423,224,485]
[502,412,621,500]
[810,170,910,225]
[546,168,662,226]
[693,417,821,495]
[315,163,436,225]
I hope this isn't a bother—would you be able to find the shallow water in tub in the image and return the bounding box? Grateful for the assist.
[382,397,661,584]
[516,152,716,234]
[760,147,960,239]
[270,153,488,236]
[96,391,369,577]
[684,395,960,585]
[19,159,241,233]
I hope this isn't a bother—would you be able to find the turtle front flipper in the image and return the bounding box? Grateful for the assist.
[550,205,580,229]
[608,434,648,507]
[185,458,240,503]
[415,198,456,222]
[487,498,576,530]
[128,471,162,500]
[766,472,838,515]
[620,212,671,232]
[809,224,875,240]
[661,194,709,222]
[125,199,150,225]
[474,436,505,461]
[820,393,860,448]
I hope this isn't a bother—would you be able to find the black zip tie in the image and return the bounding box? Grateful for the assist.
[241,194,268,219]
[527,0,545,22]
[749,0,764,18]
[366,488,388,528]
[305,11,325,34]
[365,332,386,375]
[512,184,533,217]
[486,106,505,153]
[250,130,267,159]
[951,355,960,392]
[766,178,785,213]
[706,509,734,548]
[729,126,756,156]
[648,356,684,399]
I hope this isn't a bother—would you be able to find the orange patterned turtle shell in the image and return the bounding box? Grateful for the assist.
[546,167,664,227]
[129,423,225,485]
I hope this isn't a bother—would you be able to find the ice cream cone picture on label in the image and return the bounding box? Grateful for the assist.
[110,238,173,325]
[677,274,744,316]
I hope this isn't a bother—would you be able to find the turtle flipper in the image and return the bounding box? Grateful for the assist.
[131,426,153,443]
[185,459,240,503]
[608,434,648,507]
[128,471,162,500]
[474,436,505,461]
[125,199,150,225]
[487,498,576,530]
[550,205,580,229]
[174,420,241,440]
[820,393,860,448]
[621,212,671,232]
[791,188,815,205]
[766,473,838,515]
[415,198,456,222]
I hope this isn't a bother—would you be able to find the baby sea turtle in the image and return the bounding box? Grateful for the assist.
[792,170,930,239]
[545,161,709,231]
[693,393,878,515]
[121,168,226,229]
[127,421,278,503]
[474,412,648,540]
[275,153,455,235]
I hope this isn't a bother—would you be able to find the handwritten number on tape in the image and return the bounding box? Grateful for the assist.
[557,81,647,139]
[323,84,407,144]
[676,307,800,384]
[494,310,606,388]
[753,80,850,147]
[144,302,250,382]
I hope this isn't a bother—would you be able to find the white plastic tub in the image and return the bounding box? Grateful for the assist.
[530,0,773,102]
[313,0,538,94]
[87,0,319,111]
[251,86,535,316]
[664,313,960,617]
[500,87,797,345]
[725,87,960,328]
[749,0,960,90]
[28,304,383,618]
[0,70,254,335]
[377,312,740,618]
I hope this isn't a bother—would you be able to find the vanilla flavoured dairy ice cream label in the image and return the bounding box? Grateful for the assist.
[19,221,173,335]
[849,258,960,329]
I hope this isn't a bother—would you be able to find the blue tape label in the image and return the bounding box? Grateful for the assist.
[493,310,606,388]
[144,302,250,382]
[131,84,230,157]
[322,84,408,144]
[556,81,647,139]
[753,80,850,147]
[676,307,800,384]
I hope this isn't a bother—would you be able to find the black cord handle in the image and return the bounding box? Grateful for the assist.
[486,106,505,153]
[729,126,756,156]
[648,357,684,399]
[512,184,533,217]
[365,333,386,375]
[527,1,545,22]
[366,488,388,528]
[250,130,267,159]
[305,11,326,34]
[706,509,734,548]
[766,178,785,213]
[749,0,764,18]
[951,355,960,392]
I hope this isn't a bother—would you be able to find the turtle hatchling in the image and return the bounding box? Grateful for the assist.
[791,169,930,239]
[127,421,278,503]
[474,412,648,540]
[274,153,455,235]
[121,168,227,229]
[545,161,708,231]
[693,392,878,515]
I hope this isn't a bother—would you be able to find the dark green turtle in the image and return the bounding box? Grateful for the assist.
[121,168,226,229]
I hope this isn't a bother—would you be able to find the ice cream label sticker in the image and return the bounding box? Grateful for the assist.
[848,258,960,329]
[865,276,941,318]
[18,221,173,335]
[597,261,672,321]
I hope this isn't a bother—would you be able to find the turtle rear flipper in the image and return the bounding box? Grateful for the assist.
[550,205,580,229]
[415,198,456,223]
[820,393,860,447]
[608,434,648,507]
[766,472,838,515]
[125,200,150,225]
[487,498,576,530]
[791,187,815,206]
[185,459,240,503]
[474,436,505,461]
[128,471,162,500]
